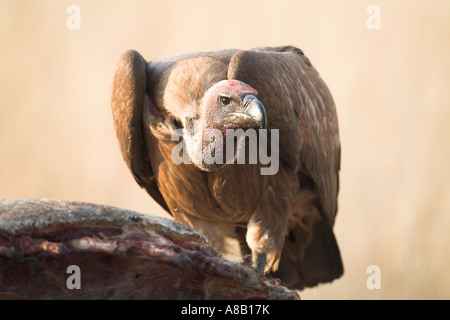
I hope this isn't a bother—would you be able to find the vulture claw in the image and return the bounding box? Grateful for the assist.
[255,252,267,274]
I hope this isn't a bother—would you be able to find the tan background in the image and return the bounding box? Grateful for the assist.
[1,0,449,299]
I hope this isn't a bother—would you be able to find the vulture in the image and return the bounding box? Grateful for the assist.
[110,45,343,289]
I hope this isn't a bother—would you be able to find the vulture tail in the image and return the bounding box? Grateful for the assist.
[271,218,344,290]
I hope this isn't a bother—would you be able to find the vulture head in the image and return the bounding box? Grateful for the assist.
[148,79,267,172]
[193,80,266,171]
[200,80,266,131]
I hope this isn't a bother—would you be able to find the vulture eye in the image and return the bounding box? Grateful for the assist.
[220,96,232,106]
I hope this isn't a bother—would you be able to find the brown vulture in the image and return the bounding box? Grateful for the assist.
[110,45,343,289]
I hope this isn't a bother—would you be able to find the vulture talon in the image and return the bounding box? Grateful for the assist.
[256,252,267,274]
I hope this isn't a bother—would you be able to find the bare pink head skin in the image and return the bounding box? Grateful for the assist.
[190,80,267,171]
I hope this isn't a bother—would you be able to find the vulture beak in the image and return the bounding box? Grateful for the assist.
[228,95,267,129]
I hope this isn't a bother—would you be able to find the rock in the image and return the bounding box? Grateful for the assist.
[0,198,299,300]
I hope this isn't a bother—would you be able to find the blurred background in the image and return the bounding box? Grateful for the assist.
[1,0,449,299]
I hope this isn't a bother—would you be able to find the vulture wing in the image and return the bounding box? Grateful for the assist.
[111,50,169,212]
[110,49,237,213]
[228,46,341,226]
